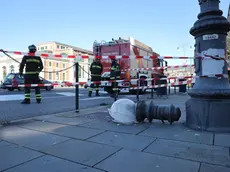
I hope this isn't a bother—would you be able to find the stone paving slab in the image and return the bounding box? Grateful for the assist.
[4,155,104,172]
[88,131,156,151]
[214,134,230,147]
[80,112,113,121]
[45,125,105,140]
[0,140,13,148]
[0,142,43,171]
[1,93,229,172]
[199,163,230,172]
[79,120,149,135]
[144,139,230,167]
[95,149,200,172]
[41,139,120,166]
[138,123,214,144]
[19,120,67,131]
[19,120,105,140]
[35,115,94,126]
[1,126,70,151]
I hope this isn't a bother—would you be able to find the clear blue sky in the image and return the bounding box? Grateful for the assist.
[0,0,229,65]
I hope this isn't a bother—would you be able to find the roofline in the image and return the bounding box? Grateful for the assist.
[36,41,93,54]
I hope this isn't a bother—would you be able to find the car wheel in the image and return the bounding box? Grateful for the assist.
[8,88,14,91]
[46,86,52,91]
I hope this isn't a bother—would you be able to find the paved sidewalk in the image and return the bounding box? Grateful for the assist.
[0,94,230,172]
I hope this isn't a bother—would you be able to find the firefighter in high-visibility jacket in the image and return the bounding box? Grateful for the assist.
[110,59,121,97]
[19,45,43,104]
[89,58,103,97]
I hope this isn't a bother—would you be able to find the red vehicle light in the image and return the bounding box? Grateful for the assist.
[12,78,18,86]
[12,78,17,83]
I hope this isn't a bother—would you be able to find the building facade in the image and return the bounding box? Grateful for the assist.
[36,41,93,83]
[0,54,22,82]
[0,41,93,83]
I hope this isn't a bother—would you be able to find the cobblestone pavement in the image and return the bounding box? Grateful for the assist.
[0,94,230,172]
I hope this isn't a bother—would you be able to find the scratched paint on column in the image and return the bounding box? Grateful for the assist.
[201,48,225,76]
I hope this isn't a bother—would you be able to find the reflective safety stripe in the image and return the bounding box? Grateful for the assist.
[25,93,30,99]
[92,65,101,69]
[110,77,120,80]
[36,94,41,98]
[26,59,40,63]
[25,71,39,74]
[95,88,99,90]
[88,88,93,91]
[112,88,119,91]
[91,74,101,76]
[111,66,120,71]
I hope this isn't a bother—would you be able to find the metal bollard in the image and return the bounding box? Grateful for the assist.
[136,100,181,124]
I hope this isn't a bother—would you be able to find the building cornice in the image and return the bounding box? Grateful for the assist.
[36,41,93,55]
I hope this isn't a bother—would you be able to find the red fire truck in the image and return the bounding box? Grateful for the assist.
[88,37,166,94]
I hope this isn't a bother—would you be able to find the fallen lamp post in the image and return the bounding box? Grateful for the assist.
[136,100,181,124]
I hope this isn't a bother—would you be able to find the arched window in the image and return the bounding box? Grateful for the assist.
[61,53,68,57]
[78,65,81,78]
[56,72,59,80]
[10,65,14,73]
[63,72,65,81]
[2,66,7,78]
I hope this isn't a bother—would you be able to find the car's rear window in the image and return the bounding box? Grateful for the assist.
[4,74,15,81]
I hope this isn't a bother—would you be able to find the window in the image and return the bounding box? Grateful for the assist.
[63,73,65,81]
[57,45,60,49]
[49,61,52,66]
[61,46,65,49]
[88,57,93,64]
[10,65,14,73]
[61,53,68,57]
[78,66,81,78]
[41,47,44,50]
[45,46,47,49]
[82,66,85,78]
[63,64,66,68]
[56,63,59,67]
[4,73,15,82]
[2,66,7,79]
[56,72,59,80]
[49,72,52,80]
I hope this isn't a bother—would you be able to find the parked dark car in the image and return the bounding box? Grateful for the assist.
[2,73,54,91]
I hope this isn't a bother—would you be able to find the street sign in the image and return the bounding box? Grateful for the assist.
[203,34,219,40]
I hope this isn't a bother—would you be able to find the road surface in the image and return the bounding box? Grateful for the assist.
[0,87,144,122]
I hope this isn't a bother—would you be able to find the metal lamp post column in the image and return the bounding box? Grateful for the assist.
[186,0,230,132]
